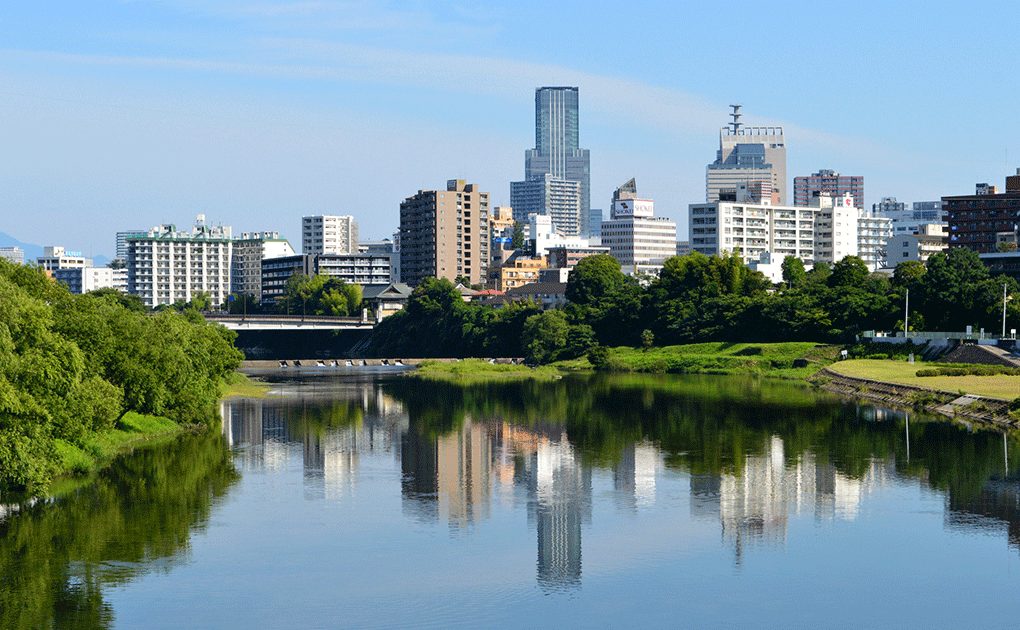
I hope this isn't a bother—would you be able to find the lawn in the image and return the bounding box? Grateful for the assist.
[828,359,1020,400]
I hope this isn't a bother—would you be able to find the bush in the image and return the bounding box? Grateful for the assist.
[915,369,938,377]
[866,353,889,360]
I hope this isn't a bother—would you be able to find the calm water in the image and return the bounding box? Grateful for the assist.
[4,368,1020,629]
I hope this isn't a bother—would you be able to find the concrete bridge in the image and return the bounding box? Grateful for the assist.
[207,314,374,331]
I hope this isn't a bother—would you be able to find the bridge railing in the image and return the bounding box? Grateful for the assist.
[208,314,367,325]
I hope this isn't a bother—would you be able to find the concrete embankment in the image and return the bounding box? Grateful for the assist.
[241,358,524,369]
[812,367,1015,427]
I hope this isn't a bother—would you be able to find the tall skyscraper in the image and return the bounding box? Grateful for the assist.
[706,105,786,205]
[793,169,864,209]
[511,87,591,236]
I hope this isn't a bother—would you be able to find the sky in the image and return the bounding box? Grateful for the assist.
[3,1,1019,260]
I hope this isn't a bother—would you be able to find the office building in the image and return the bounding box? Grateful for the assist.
[126,215,232,308]
[793,170,864,210]
[399,179,490,287]
[231,232,295,302]
[37,246,92,271]
[511,87,591,236]
[706,105,786,205]
[943,178,1020,254]
[302,215,358,255]
[602,180,677,267]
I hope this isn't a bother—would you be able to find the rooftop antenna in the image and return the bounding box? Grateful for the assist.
[729,104,743,134]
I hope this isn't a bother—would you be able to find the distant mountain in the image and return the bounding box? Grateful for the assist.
[0,232,43,262]
[0,232,112,267]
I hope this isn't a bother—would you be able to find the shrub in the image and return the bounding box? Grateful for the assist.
[915,369,938,377]
[866,353,889,360]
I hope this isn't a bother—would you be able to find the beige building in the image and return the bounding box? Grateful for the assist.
[500,253,547,291]
[399,179,490,287]
[886,223,947,264]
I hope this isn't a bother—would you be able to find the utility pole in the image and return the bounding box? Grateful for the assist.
[904,288,909,337]
[1003,283,1008,338]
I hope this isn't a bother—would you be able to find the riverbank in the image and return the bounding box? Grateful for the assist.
[48,412,186,495]
[411,359,562,379]
[581,342,838,378]
[814,359,1018,426]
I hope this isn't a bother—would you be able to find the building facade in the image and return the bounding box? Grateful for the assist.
[943,180,1020,254]
[886,223,947,263]
[53,267,127,295]
[706,106,786,205]
[511,87,591,236]
[37,246,92,271]
[126,215,233,308]
[0,246,24,265]
[232,232,295,302]
[793,170,864,210]
[601,180,677,266]
[399,179,490,287]
[302,215,358,255]
[511,175,582,235]
[857,212,893,269]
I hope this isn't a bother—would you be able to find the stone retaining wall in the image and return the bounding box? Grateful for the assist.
[812,367,1015,427]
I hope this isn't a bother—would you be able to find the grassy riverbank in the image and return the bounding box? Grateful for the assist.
[827,359,1020,401]
[49,412,185,493]
[581,342,836,378]
[411,359,563,379]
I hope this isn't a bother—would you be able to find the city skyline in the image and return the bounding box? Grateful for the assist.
[3,2,1019,259]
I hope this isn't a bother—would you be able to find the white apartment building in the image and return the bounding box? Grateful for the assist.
[231,232,295,302]
[857,211,892,270]
[601,198,677,266]
[814,193,859,264]
[302,215,358,254]
[689,192,858,266]
[528,214,603,258]
[126,215,233,308]
[886,223,947,264]
[37,246,92,271]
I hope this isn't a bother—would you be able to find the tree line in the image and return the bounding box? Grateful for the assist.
[370,249,1020,362]
[0,260,243,493]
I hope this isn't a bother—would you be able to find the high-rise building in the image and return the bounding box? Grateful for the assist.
[793,170,864,210]
[116,231,147,261]
[857,211,892,270]
[126,215,233,308]
[231,232,295,302]
[399,179,490,287]
[706,105,786,205]
[510,175,582,235]
[302,215,358,255]
[511,87,590,236]
[943,179,1020,254]
[52,267,127,295]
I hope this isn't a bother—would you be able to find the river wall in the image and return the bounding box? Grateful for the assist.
[811,367,1015,428]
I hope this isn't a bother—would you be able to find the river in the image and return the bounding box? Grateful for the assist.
[3,368,1020,628]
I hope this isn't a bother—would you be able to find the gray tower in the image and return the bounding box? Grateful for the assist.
[512,87,591,236]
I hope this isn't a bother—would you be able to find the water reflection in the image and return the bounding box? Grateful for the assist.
[220,371,1020,593]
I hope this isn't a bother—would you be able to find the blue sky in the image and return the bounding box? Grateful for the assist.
[2,1,1018,259]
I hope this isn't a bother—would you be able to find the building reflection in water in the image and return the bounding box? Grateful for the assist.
[223,381,1020,586]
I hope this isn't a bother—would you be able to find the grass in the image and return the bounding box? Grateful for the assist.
[51,411,184,483]
[585,342,829,377]
[411,359,562,379]
[827,359,1020,401]
[221,371,272,398]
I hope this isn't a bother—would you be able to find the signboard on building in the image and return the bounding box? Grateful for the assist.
[613,199,654,218]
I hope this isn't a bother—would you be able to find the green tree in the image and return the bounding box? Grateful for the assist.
[522,310,569,364]
[781,256,806,287]
[566,254,627,306]
[828,256,870,288]
[511,222,526,249]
